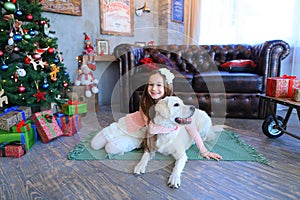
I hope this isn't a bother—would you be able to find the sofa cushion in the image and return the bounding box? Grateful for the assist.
[220,59,257,73]
[150,53,179,70]
[193,71,263,93]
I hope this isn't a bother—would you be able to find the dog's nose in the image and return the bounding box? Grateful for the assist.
[190,106,195,112]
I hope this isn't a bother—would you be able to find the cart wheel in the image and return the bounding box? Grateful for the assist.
[262,115,286,138]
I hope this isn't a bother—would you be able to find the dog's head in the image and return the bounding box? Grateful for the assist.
[151,96,195,127]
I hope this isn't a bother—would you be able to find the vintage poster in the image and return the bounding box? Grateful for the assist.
[100,0,134,36]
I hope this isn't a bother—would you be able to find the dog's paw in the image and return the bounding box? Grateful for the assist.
[133,162,147,175]
[167,174,181,189]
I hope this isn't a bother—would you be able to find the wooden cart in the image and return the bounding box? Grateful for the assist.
[258,94,300,139]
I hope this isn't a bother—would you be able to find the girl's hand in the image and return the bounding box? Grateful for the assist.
[200,151,223,161]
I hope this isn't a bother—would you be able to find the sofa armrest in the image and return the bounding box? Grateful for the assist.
[251,40,290,91]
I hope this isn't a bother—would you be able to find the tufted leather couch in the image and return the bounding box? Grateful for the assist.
[113,40,290,119]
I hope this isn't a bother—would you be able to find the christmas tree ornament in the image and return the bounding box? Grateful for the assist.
[13,46,20,52]
[54,57,59,64]
[63,81,68,88]
[13,33,22,41]
[18,84,26,93]
[11,0,17,3]
[24,56,31,64]
[44,23,50,36]
[26,14,34,21]
[4,1,16,12]
[0,50,3,56]
[29,29,35,36]
[16,68,26,77]
[23,31,31,40]
[5,45,14,53]
[48,47,55,54]
[1,61,8,71]
[8,31,14,45]
[0,89,9,107]
[15,9,23,17]
[42,78,49,89]
[33,54,41,60]
[33,89,46,102]
[50,64,59,81]
[13,72,18,82]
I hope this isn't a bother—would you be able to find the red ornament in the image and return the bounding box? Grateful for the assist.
[0,50,3,56]
[51,77,57,82]
[18,85,26,93]
[48,47,55,54]
[63,81,68,88]
[33,89,46,102]
[33,54,41,60]
[24,56,31,64]
[26,14,34,21]
[12,0,17,3]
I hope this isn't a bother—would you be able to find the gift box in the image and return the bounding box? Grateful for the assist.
[31,110,63,143]
[266,77,289,98]
[0,142,26,158]
[0,121,38,151]
[292,87,300,101]
[55,112,81,136]
[61,100,87,116]
[0,106,32,131]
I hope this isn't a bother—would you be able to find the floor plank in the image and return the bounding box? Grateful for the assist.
[1,106,300,199]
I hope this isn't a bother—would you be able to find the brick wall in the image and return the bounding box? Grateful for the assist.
[158,0,185,44]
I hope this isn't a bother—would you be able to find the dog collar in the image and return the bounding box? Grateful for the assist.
[148,121,179,135]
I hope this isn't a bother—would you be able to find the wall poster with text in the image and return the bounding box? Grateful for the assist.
[100,0,134,36]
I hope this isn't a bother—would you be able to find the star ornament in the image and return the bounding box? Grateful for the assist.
[33,90,46,102]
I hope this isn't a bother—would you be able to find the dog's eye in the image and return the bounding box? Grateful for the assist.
[173,103,179,107]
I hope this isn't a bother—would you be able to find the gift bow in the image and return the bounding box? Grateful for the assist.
[15,120,30,132]
[68,100,79,105]
[67,100,79,114]
[282,74,296,79]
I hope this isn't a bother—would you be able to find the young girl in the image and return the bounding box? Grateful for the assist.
[91,67,222,160]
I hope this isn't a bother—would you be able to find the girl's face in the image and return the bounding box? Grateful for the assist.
[147,73,165,100]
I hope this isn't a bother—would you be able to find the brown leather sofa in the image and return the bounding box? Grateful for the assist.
[113,40,290,119]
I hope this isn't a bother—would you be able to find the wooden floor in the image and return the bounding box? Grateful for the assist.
[1,105,300,200]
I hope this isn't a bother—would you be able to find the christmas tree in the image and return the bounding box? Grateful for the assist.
[0,0,71,108]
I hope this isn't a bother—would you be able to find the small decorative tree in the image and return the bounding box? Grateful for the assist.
[0,0,71,108]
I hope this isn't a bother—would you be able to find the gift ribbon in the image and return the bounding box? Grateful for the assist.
[32,112,57,138]
[0,106,26,121]
[15,120,30,132]
[55,113,65,128]
[282,74,298,96]
[67,100,79,114]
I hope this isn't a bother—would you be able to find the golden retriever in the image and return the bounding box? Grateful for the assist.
[134,96,218,188]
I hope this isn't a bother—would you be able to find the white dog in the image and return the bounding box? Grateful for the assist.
[134,96,220,188]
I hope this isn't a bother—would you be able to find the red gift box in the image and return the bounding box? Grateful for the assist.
[0,142,26,158]
[55,113,81,136]
[31,110,63,143]
[266,77,289,97]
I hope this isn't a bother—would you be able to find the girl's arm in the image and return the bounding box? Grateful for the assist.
[185,125,222,161]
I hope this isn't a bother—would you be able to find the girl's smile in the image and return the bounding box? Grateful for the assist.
[147,73,165,100]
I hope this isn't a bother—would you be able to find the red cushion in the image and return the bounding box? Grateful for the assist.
[221,59,256,68]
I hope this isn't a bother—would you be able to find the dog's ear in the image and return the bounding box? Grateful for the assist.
[154,99,170,120]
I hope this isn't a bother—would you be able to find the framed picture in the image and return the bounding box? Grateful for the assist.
[41,0,82,16]
[171,0,184,23]
[100,0,134,36]
[96,39,110,55]
[135,42,147,47]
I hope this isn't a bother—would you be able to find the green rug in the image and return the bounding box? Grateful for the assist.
[67,130,269,165]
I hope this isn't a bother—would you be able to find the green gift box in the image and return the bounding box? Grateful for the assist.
[0,123,38,151]
[0,106,32,131]
[62,101,87,116]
